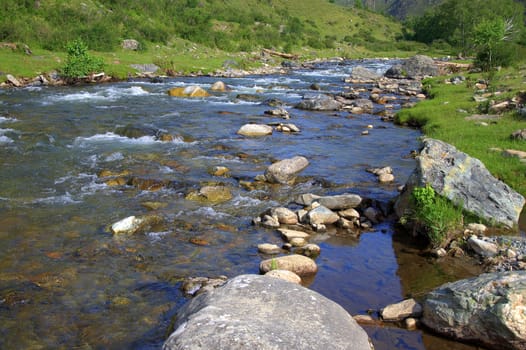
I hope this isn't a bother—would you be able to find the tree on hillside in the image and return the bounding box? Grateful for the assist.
[473,18,517,71]
[406,0,524,57]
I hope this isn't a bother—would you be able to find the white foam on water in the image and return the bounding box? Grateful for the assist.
[175,206,231,220]
[31,192,82,205]
[74,132,158,146]
[0,116,17,123]
[104,152,125,162]
[0,135,14,145]
[46,86,150,104]
[146,231,171,242]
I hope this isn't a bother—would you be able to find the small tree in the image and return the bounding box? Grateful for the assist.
[61,39,105,79]
[473,18,516,71]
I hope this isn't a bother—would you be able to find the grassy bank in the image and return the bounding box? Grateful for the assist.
[0,38,425,82]
[395,65,526,197]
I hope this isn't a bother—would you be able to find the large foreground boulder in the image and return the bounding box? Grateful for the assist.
[395,138,525,228]
[422,271,526,350]
[163,274,373,350]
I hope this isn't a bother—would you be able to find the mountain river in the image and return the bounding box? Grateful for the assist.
[0,60,487,349]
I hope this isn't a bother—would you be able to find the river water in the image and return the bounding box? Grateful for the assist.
[0,60,484,349]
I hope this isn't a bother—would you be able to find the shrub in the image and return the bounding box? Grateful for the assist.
[408,184,463,247]
[61,39,105,79]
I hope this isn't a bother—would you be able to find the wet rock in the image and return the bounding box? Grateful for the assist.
[431,247,447,258]
[378,173,395,183]
[237,124,273,137]
[260,255,318,276]
[114,124,173,141]
[345,99,373,113]
[164,274,373,350]
[141,201,168,210]
[347,66,381,82]
[110,215,164,235]
[271,207,299,225]
[306,205,339,225]
[210,81,229,92]
[422,271,526,350]
[295,243,321,258]
[185,185,232,204]
[258,215,280,229]
[278,228,310,242]
[209,166,230,177]
[367,166,392,176]
[168,86,210,97]
[338,208,361,220]
[258,243,282,255]
[295,193,321,206]
[264,107,290,119]
[181,276,228,297]
[467,235,498,257]
[264,269,301,284]
[236,93,262,102]
[316,193,362,210]
[264,156,309,185]
[363,207,380,224]
[276,123,300,133]
[128,177,170,191]
[381,298,422,322]
[295,94,342,111]
[395,138,525,229]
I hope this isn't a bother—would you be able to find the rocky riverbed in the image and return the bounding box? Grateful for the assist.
[1,56,524,350]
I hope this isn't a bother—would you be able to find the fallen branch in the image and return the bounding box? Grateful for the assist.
[262,48,298,60]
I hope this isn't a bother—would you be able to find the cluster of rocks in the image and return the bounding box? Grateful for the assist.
[254,192,381,233]
[252,192,388,283]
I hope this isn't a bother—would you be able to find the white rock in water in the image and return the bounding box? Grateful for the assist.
[237,124,273,137]
[111,216,142,234]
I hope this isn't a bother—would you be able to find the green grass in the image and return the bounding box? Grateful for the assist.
[396,65,526,197]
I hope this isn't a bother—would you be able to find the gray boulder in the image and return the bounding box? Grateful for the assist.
[385,55,438,79]
[264,156,309,184]
[163,274,373,350]
[395,138,525,229]
[316,193,362,210]
[349,66,381,82]
[306,205,340,225]
[122,39,140,50]
[422,271,526,350]
[295,93,342,111]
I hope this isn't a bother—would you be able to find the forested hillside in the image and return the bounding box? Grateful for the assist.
[0,0,404,53]
[337,0,526,20]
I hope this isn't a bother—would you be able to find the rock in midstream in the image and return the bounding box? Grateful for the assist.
[264,156,309,185]
[260,254,318,277]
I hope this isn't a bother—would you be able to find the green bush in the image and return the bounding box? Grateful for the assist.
[408,184,463,247]
[61,39,105,79]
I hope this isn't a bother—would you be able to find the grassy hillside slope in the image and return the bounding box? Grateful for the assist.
[0,0,422,80]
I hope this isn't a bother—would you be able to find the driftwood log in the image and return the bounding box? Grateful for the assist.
[262,48,298,60]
